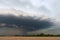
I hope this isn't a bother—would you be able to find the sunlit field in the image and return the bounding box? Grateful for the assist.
[0,37,60,40]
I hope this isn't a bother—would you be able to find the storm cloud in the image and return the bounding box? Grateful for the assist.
[0,14,54,35]
[0,0,59,35]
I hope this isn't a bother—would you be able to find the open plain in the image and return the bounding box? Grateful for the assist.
[0,37,60,40]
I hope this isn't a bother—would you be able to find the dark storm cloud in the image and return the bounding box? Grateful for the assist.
[0,15,54,33]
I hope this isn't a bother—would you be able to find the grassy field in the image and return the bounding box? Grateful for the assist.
[0,37,60,40]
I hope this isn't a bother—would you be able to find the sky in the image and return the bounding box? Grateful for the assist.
[0,0,59,35]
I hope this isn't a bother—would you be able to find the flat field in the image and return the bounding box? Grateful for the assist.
[0,37,60,40]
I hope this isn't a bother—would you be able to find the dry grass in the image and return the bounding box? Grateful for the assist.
[0,37,60,40]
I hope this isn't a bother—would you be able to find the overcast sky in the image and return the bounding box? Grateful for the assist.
[0,0,59,25]
[0,0,59,35]
[0,0,59,21]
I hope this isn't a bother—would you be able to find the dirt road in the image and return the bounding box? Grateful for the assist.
[0,37,60,40]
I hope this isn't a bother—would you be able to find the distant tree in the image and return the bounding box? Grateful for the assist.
[40,33,45,36]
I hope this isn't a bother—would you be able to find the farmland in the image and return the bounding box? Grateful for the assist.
[0,37,60,40]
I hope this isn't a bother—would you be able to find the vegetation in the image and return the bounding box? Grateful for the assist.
[14,33,60,37]
[0,33,60,37]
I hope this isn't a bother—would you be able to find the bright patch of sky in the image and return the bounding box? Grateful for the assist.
[0,0,59,22]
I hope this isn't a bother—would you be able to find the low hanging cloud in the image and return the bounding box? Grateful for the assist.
[0,14,54,35]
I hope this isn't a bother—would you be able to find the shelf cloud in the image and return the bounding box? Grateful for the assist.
[0,14,54,35]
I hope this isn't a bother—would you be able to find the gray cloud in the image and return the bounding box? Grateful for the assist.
[0,15,54,35]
